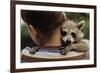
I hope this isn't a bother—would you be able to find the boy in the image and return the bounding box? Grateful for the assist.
[21,10,66,54]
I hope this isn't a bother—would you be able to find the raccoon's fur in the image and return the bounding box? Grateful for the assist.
[59,20,89,55]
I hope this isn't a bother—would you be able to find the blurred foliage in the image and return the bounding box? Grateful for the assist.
[21,12,89,49]
[21,24,33,50]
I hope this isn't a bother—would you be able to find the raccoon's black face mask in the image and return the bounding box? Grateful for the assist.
[61,30,77,46]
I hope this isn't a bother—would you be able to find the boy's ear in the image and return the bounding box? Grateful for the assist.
[28,25,37,35]
[27,24,39,45]
[77,20,85,30]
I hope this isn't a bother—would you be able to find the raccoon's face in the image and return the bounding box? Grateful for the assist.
[61,20,85,46]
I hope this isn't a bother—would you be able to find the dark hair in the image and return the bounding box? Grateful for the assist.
[21,10,66,35]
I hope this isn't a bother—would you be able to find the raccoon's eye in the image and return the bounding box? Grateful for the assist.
[71,32,76,38]
[61,31,67,36]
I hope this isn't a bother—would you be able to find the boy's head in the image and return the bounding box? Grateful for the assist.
[21,10,66,35]
[61,20,85,46]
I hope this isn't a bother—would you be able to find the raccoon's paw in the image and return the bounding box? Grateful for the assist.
[59,47,71,55]
[59,50,68,55]
[26,46,40,54]
[72,39,89,52]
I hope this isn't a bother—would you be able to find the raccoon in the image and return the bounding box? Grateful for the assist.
[59,20,89,55]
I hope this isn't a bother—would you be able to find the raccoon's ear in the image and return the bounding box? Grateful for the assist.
[77,20,85,30]
[62,12,67,20]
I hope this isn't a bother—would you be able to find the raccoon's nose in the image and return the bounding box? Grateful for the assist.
[66,40,71,45]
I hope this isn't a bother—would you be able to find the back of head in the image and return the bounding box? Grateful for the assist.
[21,10,66,35]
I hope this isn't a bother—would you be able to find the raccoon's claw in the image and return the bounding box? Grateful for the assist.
[60,51,67,55]
[59,46,71,55]
[59,47,67,55]
[59,49,69,55]
[26,46,40,54]
[31,46,40,54]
